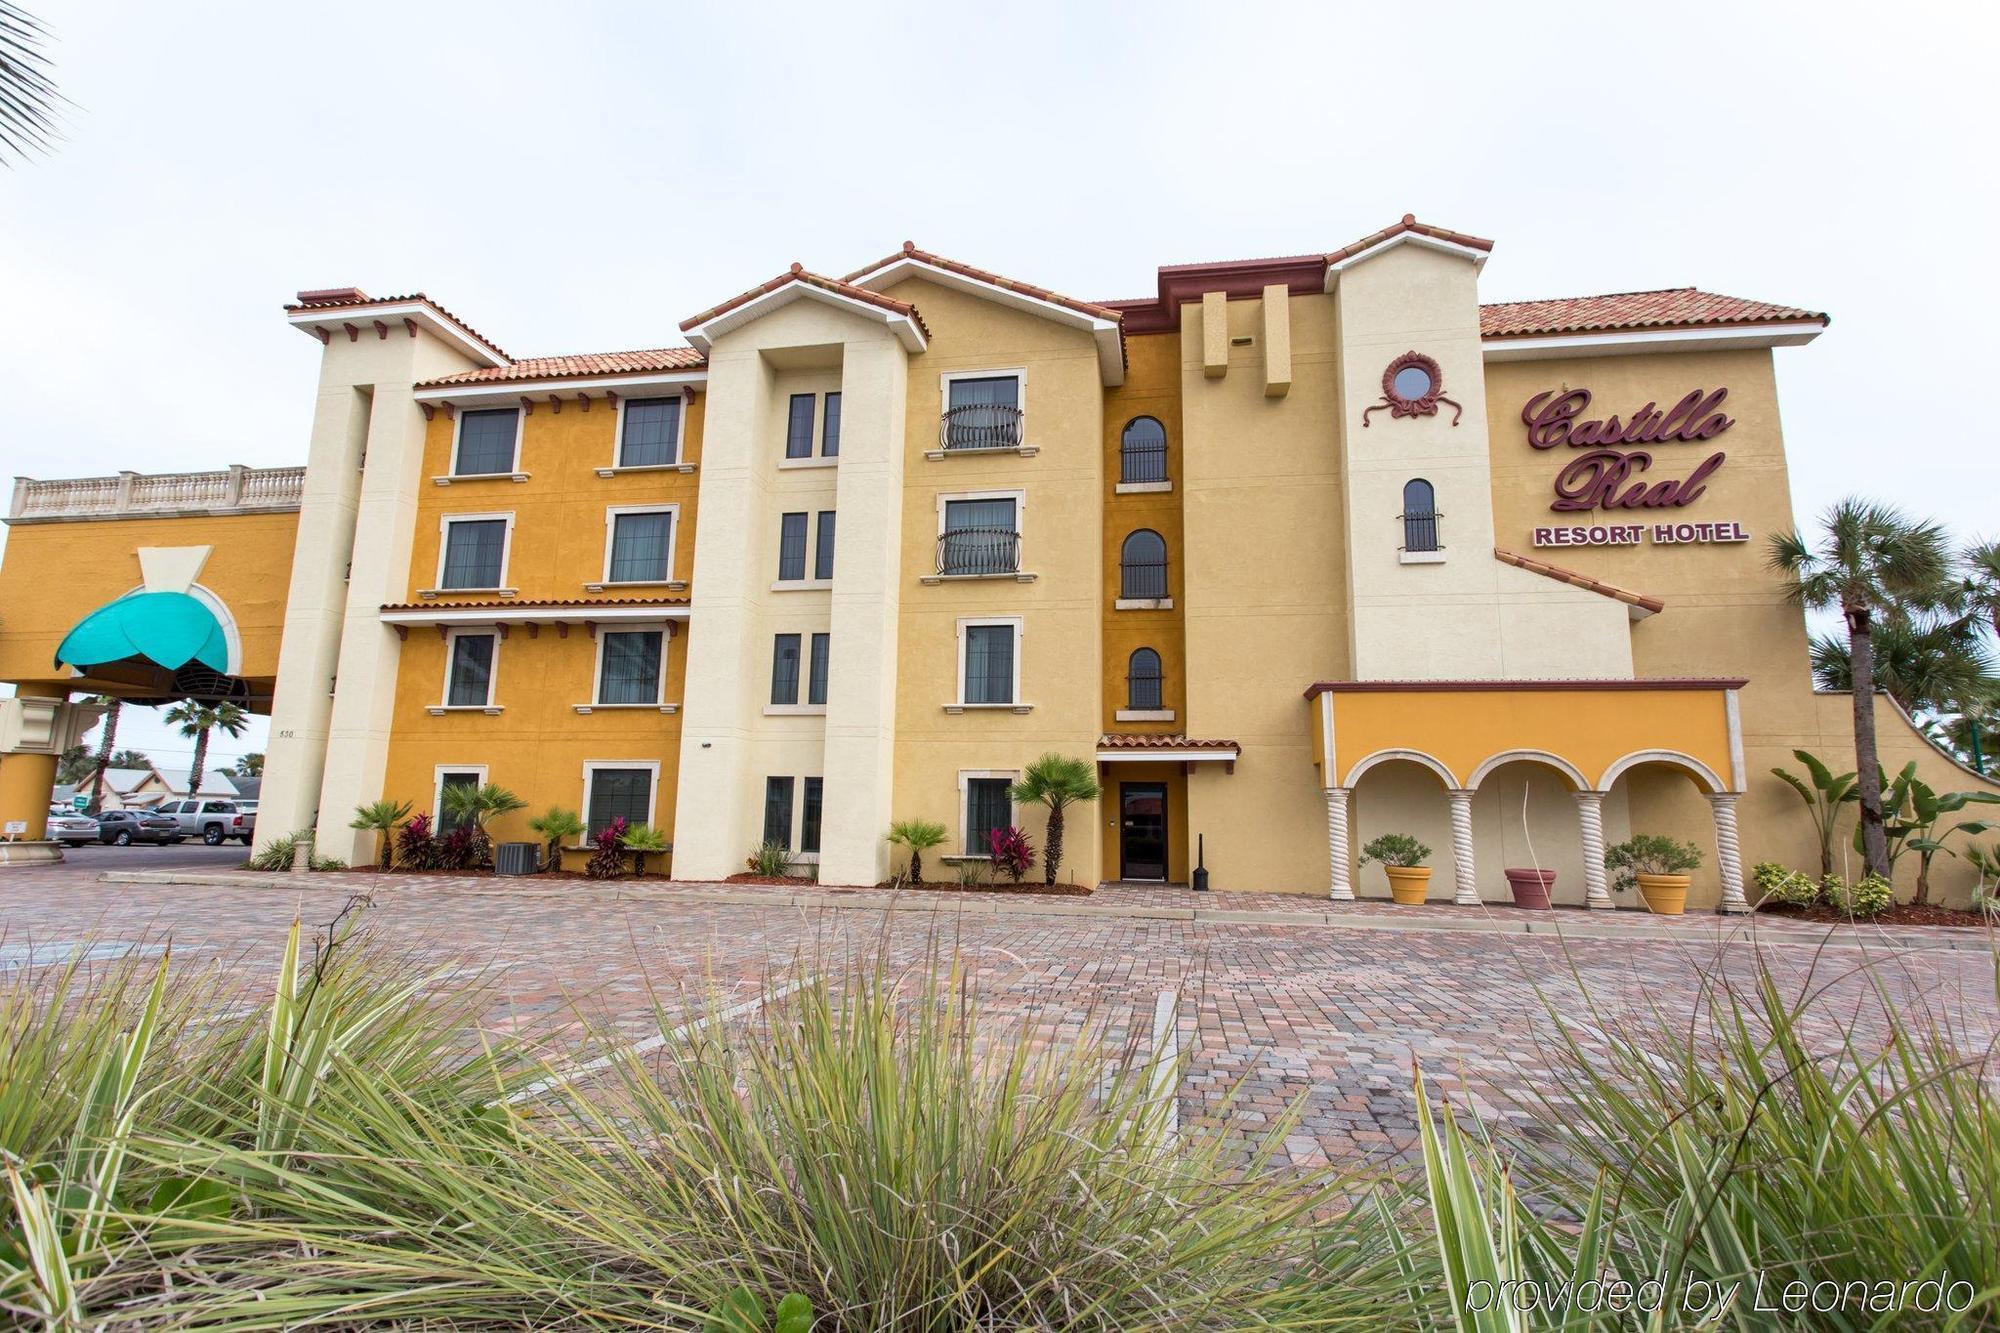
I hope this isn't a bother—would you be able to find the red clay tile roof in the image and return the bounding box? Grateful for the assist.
[1480,288,1828,339]
[845,242,1125,323]
[1493,547,1664,616]
[380,596,689,612]
[284,289,511,361]
[1327,214,1494,264]
[419,348,705,387]
[679,263,930,339]
[1097,733,1241,752]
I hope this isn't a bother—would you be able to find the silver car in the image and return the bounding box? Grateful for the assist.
[156,798,257,846]
[46,808,100,847]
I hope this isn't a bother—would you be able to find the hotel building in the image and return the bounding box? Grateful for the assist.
[3,216,1992,907]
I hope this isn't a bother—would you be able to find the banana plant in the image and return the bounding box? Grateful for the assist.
[1899,785,2000,907]
[1770,748,1858,879]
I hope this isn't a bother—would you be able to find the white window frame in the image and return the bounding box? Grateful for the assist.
[587,620,671,709]
[448,406,525,478]
[955,768,1020,859]
[433,511,516,593]
[939,368,1027,438]
[950,615,1026,711]
[433,626,502,713]
[431,764,488,829]
[934,488,1026,537]
[776,389,842,469]
[581,760,660,832]
[597,503,682,588]
[609,391,688,471]
[763,630,823,715]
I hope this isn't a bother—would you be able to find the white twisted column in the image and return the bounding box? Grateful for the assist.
[1709,793,1750,914]
[1325,787,1353,901]
[1576,791,1613,910]
[1448,789,1479,905]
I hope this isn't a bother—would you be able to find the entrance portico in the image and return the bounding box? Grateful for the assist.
[1307,679,1750,913]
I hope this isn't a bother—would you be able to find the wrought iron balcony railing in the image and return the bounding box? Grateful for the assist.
[939,403,1024,451]
[936,527,1021,577]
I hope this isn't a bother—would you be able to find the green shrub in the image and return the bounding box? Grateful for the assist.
[587,817,629,880]
[622,823,669,876]
[955,857,988,887]
[1975,889,2000,918]
[245,830,345,872]
[1603,833,1702,894]
[747,840,795,877]
[885,818,948,884]
[1752,860,1822,907]
[1825,871,1894,917]
[1358,833,1430,867]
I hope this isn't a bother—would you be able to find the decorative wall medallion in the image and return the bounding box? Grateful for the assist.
[1362,351,1462,427]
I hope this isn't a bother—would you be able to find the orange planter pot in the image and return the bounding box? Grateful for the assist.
[1636,872,1691,915]
[1384,865,1432,905]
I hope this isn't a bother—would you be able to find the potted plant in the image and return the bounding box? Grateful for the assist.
[1604,834,1703,915]
[1360,833,1432,905]
[886,818,948,885]
[623,823,669,876]
[1502,866,1556,910]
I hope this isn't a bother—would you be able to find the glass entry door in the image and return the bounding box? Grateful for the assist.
[1119,782,1168,881]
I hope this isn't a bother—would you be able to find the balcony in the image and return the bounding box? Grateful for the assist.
[927,527,1034,583]
[10,465,307,524]
[930,403,1035,459]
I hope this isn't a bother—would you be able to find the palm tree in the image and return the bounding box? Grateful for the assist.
[163,700,249,797]
[106,749,151,770]
[623,823,669,876]
[348,798,413,871]
[1010,754,1103,885]
[0,3,64,166]
[231,753,264,778]
[885,819,948,885]
[1808,615,1997,719]
[1770,499,1954,877]
[529,807,585,873]
[84,694,121,814]
[1961,539,2000,640]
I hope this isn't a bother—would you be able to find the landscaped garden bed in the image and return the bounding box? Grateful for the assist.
[1759,900,1995,929]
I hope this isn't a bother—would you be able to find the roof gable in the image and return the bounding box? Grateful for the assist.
[1323,215,1494,286]
[679,263,929,353]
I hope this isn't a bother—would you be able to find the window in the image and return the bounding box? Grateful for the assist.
[435,768,483,832]
[606,509,674,584]
[1126,647,1163,710]
[584,765,654,836]
[619,397,681,468]
[808,632,830,706]
[446,631,497,707]
[964,776,1013,855]
[1120,417,1168,484]
[202,801,234,814]
[960,620,1017,705]
[785,394,816,459]
[763,776,795,848]
[800,777,823,855]
[821,392,841,457]
[1401,478,1440,553]
[439,516,509,589]
[814,510,837,580]
[770,633,802,706]
[596,630,664,705]
[942,374,1022,450]
[940,496,1020,576]
[778,512,809,581]
[453,408,520,476]
[1120,530,1168,600]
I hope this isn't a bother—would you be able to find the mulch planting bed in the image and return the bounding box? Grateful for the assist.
[877,881,1094,898]
[1759,902,1997,930]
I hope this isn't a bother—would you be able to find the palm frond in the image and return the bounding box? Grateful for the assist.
[0,2,66,165]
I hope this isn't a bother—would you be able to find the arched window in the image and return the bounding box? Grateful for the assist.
[1120,529,1168,600]
[1401,478,1440,553]
[1120,416,1168,484]
[1127,647,1164,710]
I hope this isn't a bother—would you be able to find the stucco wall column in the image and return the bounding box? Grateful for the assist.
[1709,793,1750,914]
[1576,790,1613,909]
[1325,786,1353,900]
[1448,788,1479,904]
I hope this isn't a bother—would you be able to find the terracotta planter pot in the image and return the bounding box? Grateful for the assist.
[1503,868,1556,910]
[1636,872,1691,915]
[1383,865,1432,905]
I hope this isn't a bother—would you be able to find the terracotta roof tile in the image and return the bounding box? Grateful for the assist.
[1096,733,1241,751]
[283,290,511,360]
[1479,288,1827,338]
[1327,214,1494,264]
[679,263,930,339]
[846,242,1124,323]
[380,596,688,612]
[419,348,704,387]
[1492,548,1664,616]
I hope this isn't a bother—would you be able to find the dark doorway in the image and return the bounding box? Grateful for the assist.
[1119,782,1168,881]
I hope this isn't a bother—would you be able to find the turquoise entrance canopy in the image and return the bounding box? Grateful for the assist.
[55,591,231,674]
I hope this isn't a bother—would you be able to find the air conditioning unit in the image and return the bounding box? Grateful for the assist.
[494,842,541,876]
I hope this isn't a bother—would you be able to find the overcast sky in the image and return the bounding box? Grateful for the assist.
[5,1,1997,771]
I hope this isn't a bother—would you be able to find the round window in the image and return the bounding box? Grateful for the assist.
[1392,363,1434,402]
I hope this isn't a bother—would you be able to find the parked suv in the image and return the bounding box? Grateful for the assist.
[157,798,257,845]
[45,808,100,847]
[96,809,184,846]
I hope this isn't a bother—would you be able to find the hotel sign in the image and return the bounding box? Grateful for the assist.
[1522,386,1748,548]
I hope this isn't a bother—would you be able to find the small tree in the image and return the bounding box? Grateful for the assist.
[348,798,413,871]
[1358,833,1431,868]
[886,818,948,885]
[1603,835,1702,896]
[1770,749,1858,879]
[623,823,669,876]
[163,699,249,796]
[529,807,585,874]
[1010,754,1102,885]
[441,782,527,868]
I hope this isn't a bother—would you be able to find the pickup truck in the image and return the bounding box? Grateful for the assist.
[156,798,257,845]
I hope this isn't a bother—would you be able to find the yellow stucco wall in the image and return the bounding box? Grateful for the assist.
[1102,331,1187,732]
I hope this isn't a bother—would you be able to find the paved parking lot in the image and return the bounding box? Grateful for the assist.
[4,861,1995,1166]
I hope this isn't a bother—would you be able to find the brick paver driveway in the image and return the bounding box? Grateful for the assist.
[5,862,1996,1166]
